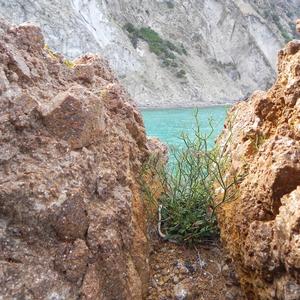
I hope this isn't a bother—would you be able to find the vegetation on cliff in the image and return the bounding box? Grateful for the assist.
[142,112,238,244]
[124,23,187,77]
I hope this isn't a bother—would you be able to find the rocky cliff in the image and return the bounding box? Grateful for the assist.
[0,18,154,299]
[0,0,299,107]
[217,36,300,299]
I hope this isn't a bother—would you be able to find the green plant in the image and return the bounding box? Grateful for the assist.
[176,69,186,78]
[124,22,136,34]
[141,111,238,244]
[162,58,171,67]
[130,35,139,48]
[254,132,266,151]
[281,30,292,43]
[63,59,75,68]
[181,44,188,55]
[123,23,187,67]
[271,14,292,43]
[170,61,179,68]
[44,44,59,60]
[166,1,175,9]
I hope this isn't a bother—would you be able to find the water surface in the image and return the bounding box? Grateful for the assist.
[142,106,229,149]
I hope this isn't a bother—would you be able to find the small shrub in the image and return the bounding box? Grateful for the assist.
[271,14,280,23]
[123,23,187,66]
[166,1,175,9]
[44,44,59,60]
[130,35,139,48]
[162,58,171,67]
[124,22,136,34]
[176,69,186,78]
[254,132,267,151]
[149,43,164,56]
[141,111,238,244]
[271,15,292,43]
[281,30,292,43]
[181,44,188,55]
[165,51,176,60]
[139,27,162,43]
[63,59,75,68]
[165,40,178,52]
[170,61,179,68]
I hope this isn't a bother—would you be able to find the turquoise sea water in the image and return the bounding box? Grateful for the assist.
[142,106,229,149]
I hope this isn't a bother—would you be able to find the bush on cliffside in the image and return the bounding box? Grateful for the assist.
[123,23,187,74]
[166,1,175,9]
[176,69,186,78]
[141,111,238,244]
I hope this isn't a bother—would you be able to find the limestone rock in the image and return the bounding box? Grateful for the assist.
[217,39,300,299]
[0,19,151,300]
[0,1,299,107]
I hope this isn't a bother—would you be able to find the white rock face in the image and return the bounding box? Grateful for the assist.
[0,0,299,107]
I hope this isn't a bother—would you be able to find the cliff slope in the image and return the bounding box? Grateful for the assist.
[0,0,299,107]
[0,19,152,299]
[217,37,300,299]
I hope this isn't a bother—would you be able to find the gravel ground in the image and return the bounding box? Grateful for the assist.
[147,239,245,300]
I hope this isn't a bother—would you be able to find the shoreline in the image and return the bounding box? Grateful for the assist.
[139,102,235,111]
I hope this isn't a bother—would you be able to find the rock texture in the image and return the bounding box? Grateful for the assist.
[217,37,300,299]
[0,19,152,299]
[0,0,299,107]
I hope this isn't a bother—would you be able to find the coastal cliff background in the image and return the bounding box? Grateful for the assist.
[0,0,299,107]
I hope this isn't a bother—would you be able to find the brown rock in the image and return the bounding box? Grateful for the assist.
[51,194,89,241]
[217,39,300,299]
[54,239,90,284]
[0,19,154,300]
[41,85,105,149]
[73,63,95,83]
[286,40,300,55]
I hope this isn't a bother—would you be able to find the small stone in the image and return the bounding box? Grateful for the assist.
[222,264,229,272]
[158,279,164,286]
[162,269,169,276]
[174,284,188,300]
[286,40,300,55]
[154,264,160,271]
[225,287,241,300]
[173,275,180,284]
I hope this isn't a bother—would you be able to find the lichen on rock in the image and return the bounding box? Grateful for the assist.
[217,36,300,299]
[0,19,153,299]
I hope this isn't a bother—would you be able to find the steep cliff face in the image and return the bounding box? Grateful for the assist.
[0,19,152,299]
[0,0,299,107]
[217,38,300,299]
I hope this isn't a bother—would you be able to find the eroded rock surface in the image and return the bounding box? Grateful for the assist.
[217,39,300,299]
[0,0,299,107]
[0,19,151,299]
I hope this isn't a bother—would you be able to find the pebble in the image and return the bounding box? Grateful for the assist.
[173,275,180,284]
[174,284,189,300]
[162,269,169,276]
[147,242,243,300]
[158,279,164,286]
